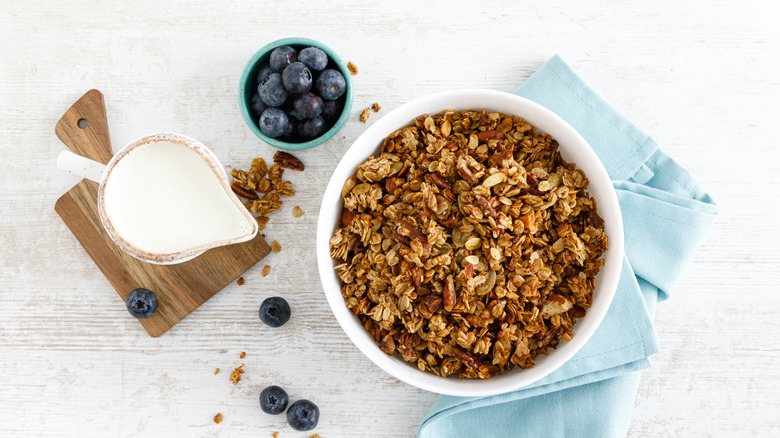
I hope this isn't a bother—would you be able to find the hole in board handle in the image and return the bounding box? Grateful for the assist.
[77,118,88,129]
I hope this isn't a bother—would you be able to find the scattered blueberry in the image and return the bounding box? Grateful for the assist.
[321,99,342,121]
[298,47,328,71]
[282,62,313,94]
[259,385,289,415]
[257,73,288,107]
[125,288,158,319]
[259,296,291,327]
[258,108,289,138]
[269,46,297,72]
[315,69,346,100]
[299,116,326,140]
[255,62,275,84]
[250,93,268,117]
[286,399,319,431]
[293,92,323,119]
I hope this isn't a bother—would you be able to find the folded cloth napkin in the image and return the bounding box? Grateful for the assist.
[418,55,717,438]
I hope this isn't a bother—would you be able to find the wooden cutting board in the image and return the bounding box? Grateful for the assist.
[54,90,270,337]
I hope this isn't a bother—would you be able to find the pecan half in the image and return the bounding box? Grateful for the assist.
[430,173,451,190]
[477,130,503,142]
[453,346,482,370]
[273,151,305,171]
[230,181,258,200]
[477,196,497,218]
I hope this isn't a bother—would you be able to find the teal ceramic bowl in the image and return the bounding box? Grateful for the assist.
[239,37,354,150]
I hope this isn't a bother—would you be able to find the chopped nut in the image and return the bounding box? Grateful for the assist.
[213,413,223,424]
[214,368,220,375]
[273,151,305,171]
[271,240,282,253]
[347,61,358,75]
[261,265,271,277]
[371,102,381,112]
[229,364,244,385]
[292,206,304,217]
[359,107,371,123]
[239,352,246,359]
[237,277,245,286]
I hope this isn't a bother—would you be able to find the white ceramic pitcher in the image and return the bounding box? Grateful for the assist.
[57,133,258,264]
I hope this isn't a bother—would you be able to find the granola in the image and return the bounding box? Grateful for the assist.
[213,413,224,424]
[347,61,358,75]
[229,364,245,384]
[372,102,381,112]
[329,109,608,379]
[359,107,371,123]
[230,154,300,229]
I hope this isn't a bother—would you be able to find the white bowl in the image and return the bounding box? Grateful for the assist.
[316,89,624,396]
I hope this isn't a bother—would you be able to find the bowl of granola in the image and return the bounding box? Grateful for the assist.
[316,89,623,396]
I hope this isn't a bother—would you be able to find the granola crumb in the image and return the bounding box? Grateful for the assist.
[239,352,246,359]
[371,102,381,112]
[213,413,223,424]
[237,277,245,286]
[214,367,220,375]
[310,434,321,438]
[271,240,282,253]
[292,206,304,218]
[359,107,371,123]
[261,265,271,277]
[272,433,279,438]
[347,61,358,75]
[229,364,245,385]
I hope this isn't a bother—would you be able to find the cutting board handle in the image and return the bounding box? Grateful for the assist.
[55,89,113,165]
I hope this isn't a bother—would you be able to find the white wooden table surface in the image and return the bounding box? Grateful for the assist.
[2,1,779,436]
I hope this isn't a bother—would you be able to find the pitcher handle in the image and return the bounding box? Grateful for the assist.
[57,150,106,184]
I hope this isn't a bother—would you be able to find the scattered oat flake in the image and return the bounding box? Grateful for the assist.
[237,277,245,286]
[360,107,371,123]
[214,368,220,375]
[239,352,246,359]
[213,413,223,424]
[271,240,282,253]
[229,364,245,385]
[261,265,271,277]
[292,206,304,218]
[371,102,381,112]
[347,61,358,75]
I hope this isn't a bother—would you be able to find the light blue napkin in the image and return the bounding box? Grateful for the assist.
[418,55,717,438]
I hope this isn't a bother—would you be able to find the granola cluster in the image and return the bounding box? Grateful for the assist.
[230,151,304,229]
[329,110,608,379]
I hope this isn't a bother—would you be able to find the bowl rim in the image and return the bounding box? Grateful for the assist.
[238,37,354,151]
[316,89,624,396]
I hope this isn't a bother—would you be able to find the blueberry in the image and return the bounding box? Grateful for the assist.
[125,288,158,319]
[259,385,289,415]
[282,62,313,94]
[286,399,319,431]
[257,73,288,107]
[269,46,297,72]
[298,116,326,140]
[258,108,289,138]
[321,99,342,121]
[293,92,323,119]
[250,93,268,117]
[280,115,299,142]
[259,296,291,327]
[315,69,346,100]
[255,62,274,84]
[298,47,328,71]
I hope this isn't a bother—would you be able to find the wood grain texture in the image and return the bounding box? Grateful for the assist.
[54,179,271,337]
[1,0,779,436]
[54,89,114,165]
